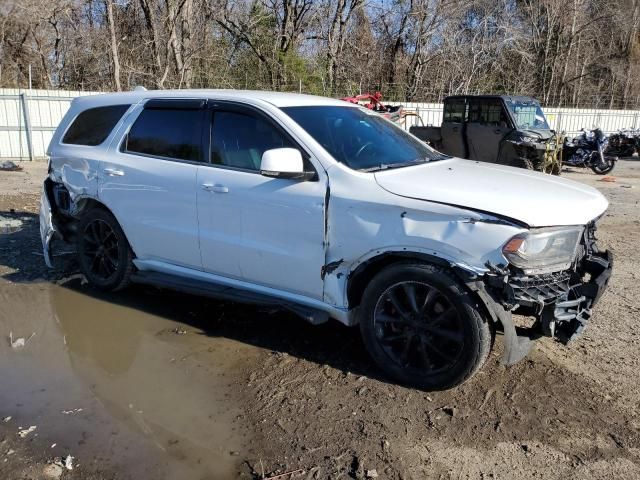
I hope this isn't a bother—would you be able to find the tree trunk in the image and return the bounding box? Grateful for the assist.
[105,0,122,91]
[139,0,164,88]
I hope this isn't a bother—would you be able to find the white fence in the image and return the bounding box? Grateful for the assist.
[0,88,99,161]
[2,89,640,161]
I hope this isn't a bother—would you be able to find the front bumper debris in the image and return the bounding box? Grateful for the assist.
[503,248,613,343]
[541,250,612,343]
[477,227,612,365]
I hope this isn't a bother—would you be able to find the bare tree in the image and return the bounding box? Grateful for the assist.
[1,0,639,107]
[105,0,122,91]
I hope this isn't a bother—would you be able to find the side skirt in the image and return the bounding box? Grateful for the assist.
[132,260,352,326]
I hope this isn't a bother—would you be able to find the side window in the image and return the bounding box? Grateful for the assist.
[468,100,509,126]
[211,111,296,171]
[443,100,466,123]
[62,105,129,146]
[126,108,204,162]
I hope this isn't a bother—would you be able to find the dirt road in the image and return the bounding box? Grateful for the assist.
[1,161,639,479]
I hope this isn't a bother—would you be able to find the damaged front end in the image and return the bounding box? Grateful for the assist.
[501,130,563,174]
[481,223,612,362]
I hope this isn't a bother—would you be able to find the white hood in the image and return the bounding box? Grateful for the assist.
[374,158,608,227]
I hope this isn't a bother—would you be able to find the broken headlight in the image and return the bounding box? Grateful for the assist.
[503,226,583,274]
[519,135,539,146]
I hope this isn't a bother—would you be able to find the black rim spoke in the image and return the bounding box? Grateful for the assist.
[425,326,464,343]
[381,331,411,343]
[417,337,433,370]
[402,283,419,313]
[90,252,102,272]
[420,288,437,315]
[386,290,410,319]
[97,220,105,240]
[84,235,99,247]
[398,336,414,367]
[423,337,457,363]
[374,281,464,373]
[430,307,456,327]
[376,312,411,326]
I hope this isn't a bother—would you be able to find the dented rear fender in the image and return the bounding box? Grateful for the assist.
[39,181,55,268]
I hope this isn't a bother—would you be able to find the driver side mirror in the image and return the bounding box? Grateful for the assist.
[260,148,314,180]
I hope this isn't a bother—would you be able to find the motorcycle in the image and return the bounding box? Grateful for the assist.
[562,128,617,175]
[606,128,640,157]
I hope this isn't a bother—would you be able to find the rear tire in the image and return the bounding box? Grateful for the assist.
[76,208,134,291]
[358,263,491,390]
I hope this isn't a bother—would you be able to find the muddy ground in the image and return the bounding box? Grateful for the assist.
[1,161,639,480]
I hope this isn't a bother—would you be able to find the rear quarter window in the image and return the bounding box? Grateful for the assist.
[125,108,204,162]
[62,105,130,146]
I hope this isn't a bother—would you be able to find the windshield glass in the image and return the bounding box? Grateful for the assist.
[507,100,550,130]
[281,106,445,171]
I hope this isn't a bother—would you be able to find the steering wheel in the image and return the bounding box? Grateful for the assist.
[355,141,375,158]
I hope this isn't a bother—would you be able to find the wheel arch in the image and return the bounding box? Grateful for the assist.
[49,186,134,255]
[74,196,112,216]
[346,251,479,310]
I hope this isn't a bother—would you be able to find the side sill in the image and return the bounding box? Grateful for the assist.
[132,259,353,326]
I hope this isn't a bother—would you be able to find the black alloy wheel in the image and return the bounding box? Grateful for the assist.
[77,208,133,291]
[359,263,492,390]
[82,219,120,280]
[373,281,465,374]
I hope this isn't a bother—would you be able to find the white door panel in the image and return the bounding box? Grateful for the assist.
[99,154,201,269]
[197,167,326,299]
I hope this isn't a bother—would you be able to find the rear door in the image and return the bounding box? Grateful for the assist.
[196,103,327,299]
[99,99,206,269]
[441,98,467,158]
[465,98,512,163]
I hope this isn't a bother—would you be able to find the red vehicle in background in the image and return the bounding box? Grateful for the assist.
[341,92,403,123]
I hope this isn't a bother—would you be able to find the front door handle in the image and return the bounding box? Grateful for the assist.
[202,183,229,193]
[104,168,124,176]
[494,129,502,134]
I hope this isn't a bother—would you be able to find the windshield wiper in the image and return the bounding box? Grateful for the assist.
[360,157,433,172]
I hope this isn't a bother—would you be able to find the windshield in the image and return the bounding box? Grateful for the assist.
[507,100,550,130]
[281,106,446,171]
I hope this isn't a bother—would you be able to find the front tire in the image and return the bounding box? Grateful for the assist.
[77,208,134,291]
[358,263,491,390]
[590,156,616,175]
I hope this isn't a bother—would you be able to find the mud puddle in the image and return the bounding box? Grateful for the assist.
[0,279,259,479]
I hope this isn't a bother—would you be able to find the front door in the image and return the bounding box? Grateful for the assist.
[196,104,327,299]
[99,100,206,269]
[465,98,512,163]
[441,98,467,158]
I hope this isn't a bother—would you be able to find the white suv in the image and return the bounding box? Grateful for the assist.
[40,90,612,390]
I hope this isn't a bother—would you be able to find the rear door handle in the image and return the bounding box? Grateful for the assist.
[202,183,229,193]
[104,168,124,176]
